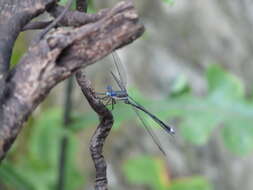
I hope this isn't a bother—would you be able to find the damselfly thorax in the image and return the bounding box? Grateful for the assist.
[106,86,128,100]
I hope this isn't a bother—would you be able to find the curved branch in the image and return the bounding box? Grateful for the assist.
[76,71,113,190]
[0,1,144,161]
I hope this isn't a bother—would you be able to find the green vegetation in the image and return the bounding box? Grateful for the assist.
[0,109,84,190]
[123,156,212,190]
[2,64,253,189]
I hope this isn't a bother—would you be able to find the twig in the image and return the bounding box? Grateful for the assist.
[33,0,74,43]
[57,77,74,190]
[47,4,109,27]
[22,7,109,30]
[57,1,86,188]
[76,71,113,190]
[22,20,54,31]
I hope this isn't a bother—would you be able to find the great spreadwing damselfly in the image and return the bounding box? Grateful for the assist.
[96,52,175,156]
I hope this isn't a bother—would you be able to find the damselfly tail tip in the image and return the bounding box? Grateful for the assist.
[168,127,175,135]
[164,123,175,135]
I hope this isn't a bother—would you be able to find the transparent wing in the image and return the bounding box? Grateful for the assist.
[111,51,127,91]
[131,106,167,157]
[110,71,125,91]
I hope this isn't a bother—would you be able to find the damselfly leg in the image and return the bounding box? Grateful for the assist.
[96,95,109,101]
[96,95,116,110]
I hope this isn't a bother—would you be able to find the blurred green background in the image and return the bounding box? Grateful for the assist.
[2,0,253,190]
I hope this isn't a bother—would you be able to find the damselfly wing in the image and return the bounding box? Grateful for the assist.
[111,52,127,92]
[109,51,175,156]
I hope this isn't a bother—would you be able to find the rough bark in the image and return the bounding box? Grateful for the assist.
[0,1,144,161]
[0,0,56,96]
[47,5,110,28]
[22,6,108,31]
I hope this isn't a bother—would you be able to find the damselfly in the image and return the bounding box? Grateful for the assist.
[97,52,175,155]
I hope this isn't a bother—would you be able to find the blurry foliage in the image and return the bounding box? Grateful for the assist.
[123,156,170,190]
[6,34,253,190]
[162,0,175,5]
[1,64,248,189]
[178,64,253,155]
[86,0,95,13]
[4,0,253,189]
[0,109,85,190]
[168,177,212,190]
[122,64,253,156]
[123,155,212,190]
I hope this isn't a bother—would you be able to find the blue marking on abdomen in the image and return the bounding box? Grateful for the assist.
[106,91,117,97]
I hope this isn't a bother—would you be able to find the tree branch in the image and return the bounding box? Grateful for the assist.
[76,71,113,190]
[47,4,109,27]
[22,6,109,31]
[0,0,56,94]
[34,0,75,43]
[22,20,54,31]
[0,1,144,161]
[57,77,74,190]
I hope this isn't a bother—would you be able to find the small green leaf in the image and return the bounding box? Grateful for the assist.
[170,74,190,97]
[123,156,169,190]
[206,65,244,100]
